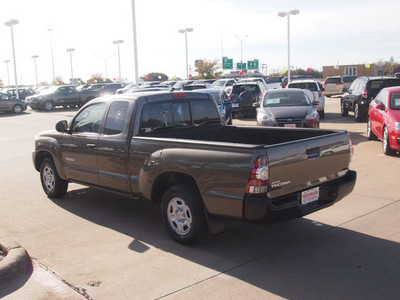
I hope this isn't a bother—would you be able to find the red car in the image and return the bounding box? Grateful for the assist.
[367,86,400,155]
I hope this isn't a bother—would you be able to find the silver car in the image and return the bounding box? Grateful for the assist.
[287,79,326,118]
[323,75,357,96]
[0,92,27,114]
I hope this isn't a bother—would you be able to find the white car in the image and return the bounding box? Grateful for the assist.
[287,79,325,118]
[211,79,236,92]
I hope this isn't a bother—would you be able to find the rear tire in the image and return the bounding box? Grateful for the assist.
[40,158,68,198]
[341,100,348,116]
[161,184,206,245]
[367,117,378,140]
[44,100,54,111]
[354,103,362,122]
[382,127,395,156]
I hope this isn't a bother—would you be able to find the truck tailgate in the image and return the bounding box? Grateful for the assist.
[266,130,352,200]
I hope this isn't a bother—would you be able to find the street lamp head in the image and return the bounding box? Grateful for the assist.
[5,19,19,27]
[4,60,10,63]
[186,28,193,32]
[66,48,75,52]
[32,55,39,59]
[113,40,124,44]
[290,9,300,15]
[278,11,288,17]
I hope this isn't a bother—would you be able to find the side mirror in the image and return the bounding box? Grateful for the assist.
[321,87,325,91]
[376,103,385,110]
[342,88,348,93]
[55,120,69,133]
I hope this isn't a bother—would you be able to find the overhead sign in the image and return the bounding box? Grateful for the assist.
[222,57,233,69]
[237,62,247,70]
[247,59,259,70]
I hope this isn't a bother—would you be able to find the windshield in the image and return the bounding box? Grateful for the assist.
[288,82,318,91]
[40,86,60,94]
[263,91,310,107]
[212,81,226,87]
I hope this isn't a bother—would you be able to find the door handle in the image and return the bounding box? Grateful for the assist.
[306,147,321,160]
[87,143,96,150]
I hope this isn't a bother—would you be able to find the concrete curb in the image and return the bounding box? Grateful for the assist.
[0,237,31,283]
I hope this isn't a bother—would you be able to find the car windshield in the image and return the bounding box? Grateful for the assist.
[288,82,318,91]
[325,77,341,84]
[232,85,259,94]
[390,92,400,110]
[263,91,310,107]
[40,86,60,94]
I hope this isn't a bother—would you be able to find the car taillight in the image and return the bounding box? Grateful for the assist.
[173,93,187,98]
[362,90,368,99]
[318,91,322,98]
[100,91,103,96]
[323,83,328,85]
[247,155,269,194]
[336,82,344,85]
[228,92,232,100]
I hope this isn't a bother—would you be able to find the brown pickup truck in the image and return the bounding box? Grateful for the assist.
[33,91,356,244]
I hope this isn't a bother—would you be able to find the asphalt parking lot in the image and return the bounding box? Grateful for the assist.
[0,96,399,299]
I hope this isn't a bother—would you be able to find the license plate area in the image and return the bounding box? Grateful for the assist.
[301,187,319,205]
[284,124,296,128]
[232,103,239,108]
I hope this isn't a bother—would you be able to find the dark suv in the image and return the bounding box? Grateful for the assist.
[229,82,266,115]
[341,76,400,121]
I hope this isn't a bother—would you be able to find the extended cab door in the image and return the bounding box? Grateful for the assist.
[96,101,132,192]
[60,102,107,185]
[56,86,80,105]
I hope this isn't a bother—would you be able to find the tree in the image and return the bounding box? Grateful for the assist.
[195,59,219,79]
[141,72,168,81]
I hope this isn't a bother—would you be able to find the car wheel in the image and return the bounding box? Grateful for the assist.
[13,104,23,114]
[44,101,54,111]
[161,184,206,245]
[354,103,363,121]
[367,117,378,140]
[382,127,395,156]
[341,100,348,116]
[40,157,68,198]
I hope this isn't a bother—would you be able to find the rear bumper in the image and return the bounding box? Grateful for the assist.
[244,170,357,222]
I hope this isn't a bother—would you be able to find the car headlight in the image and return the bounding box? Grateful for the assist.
[306,110,319,120]
[257,112,276,125]
[396,122,400,132]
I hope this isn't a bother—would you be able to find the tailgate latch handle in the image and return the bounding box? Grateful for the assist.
[306,147,321,160]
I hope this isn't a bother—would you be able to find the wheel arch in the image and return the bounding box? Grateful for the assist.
[34,149,66,179]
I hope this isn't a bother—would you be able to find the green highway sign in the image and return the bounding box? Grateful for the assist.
[222,57,233,69]
[247,59,259,70]
[237,62,247,70]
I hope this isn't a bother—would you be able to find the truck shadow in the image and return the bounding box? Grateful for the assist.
[50,187,400,299]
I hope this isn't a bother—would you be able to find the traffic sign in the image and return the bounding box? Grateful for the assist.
[222,57,233,69]
[237,62,247,70]
[247,59,259,70]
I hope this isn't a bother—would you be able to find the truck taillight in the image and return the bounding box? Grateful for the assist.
[100,91,103,96]
[318,91,322,98]
[336,82,344,85]
[228,92,232,100]
[247,155,269,194]
[362,90,368,99]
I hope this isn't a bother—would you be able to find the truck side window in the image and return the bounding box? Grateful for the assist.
[104,101,129,135]
[140,102,173,133]
[71,103,106,133]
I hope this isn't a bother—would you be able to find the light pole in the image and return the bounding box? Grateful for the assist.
[278,9,300,84]
[113,40,124,83]
[31,55,39,86]
[48,29,55,83]
[4,19,19,99]
[131,0,139,87]
[4,60,10,87]
[235,35,248,71]
[179,28,193,80]
[66,48,75,85]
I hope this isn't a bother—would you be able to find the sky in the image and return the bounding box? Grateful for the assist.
[0,0,399,86]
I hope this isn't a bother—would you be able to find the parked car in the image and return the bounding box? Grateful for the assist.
[193,79,217,85]
[33,91,356,244]
[157,80,178,88]
[265,76,284,89]
[5,87,36,100]
[287,79,326,118]
[0,92,27,114]
[282,75,314,88]
[126,87,170,94]
[171,80,195,91]
[367,86,400,155]
[238,77,268,89]
[323,75,357,96]
[341,76,400,121]
[229,82,266,116]
[254,89,319,128]
[196,89,233,125]
[99,83,124,96]
[116,82,140,94]
[211,79,236,91]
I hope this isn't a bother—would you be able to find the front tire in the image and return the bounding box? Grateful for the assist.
[13,104,23,114]
[43,100,54,111]
[354,103,364,122]
[382,127,395,156]
[40,158,68,198]
[161,184,206,245]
